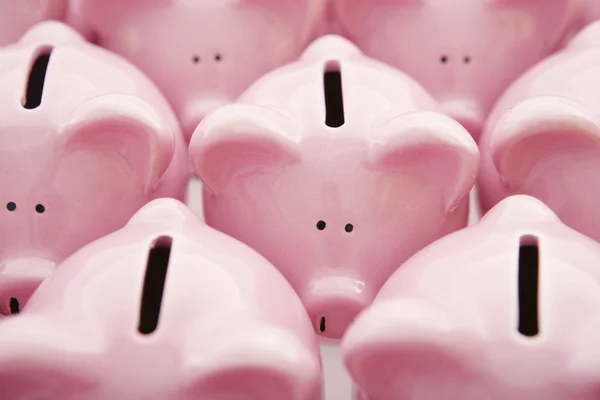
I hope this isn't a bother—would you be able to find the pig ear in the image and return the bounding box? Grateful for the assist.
[491,96,600,189]
[61,93,176,193]
[0,316,97,397]
[342,299,482,399]
[369,112,479,212]
[184,325,322,400]
[190,104,301,196]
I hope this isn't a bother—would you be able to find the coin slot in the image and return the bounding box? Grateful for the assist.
[23,47,53,110]
[323,61,345,128]
[138,236,172,335]
[517,235,539,337]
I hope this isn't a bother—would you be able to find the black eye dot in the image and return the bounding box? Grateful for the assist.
[440,55,448,64]
[214,53,222,62]
[6,202,16,211]
[463,56,471,64]
[345,223,354,233]
[192,55,200,64]
[35,204,45,214]
[316,220,326,231]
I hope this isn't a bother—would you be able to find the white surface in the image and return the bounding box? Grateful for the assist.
[185,178,482,400]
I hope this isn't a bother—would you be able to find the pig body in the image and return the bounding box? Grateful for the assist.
[333,0,579,140]
[0,198,322,400]
[69,0,326,141]
[342,195,600,400]
[478,21,600,242]
[0,0,66,46]
[0,22,187,316]
[191,36,479,339]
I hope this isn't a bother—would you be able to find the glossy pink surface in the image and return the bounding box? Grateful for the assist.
[191,36,479,339]
[581,0,600,25]
[69,0,326,141]
[0,22,188,316]
[333,0,579,140]
[479,21,600,243]
[0,198,323,400]
[343,195,600,400]
[0,0,66,46]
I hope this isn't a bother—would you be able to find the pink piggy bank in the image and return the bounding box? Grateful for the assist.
[69,0,326,141]
[0,22,188,317]
[478,21,600,243]
[332,0,579,140]
[0,0,66,46]
[342,195,600,400]
[0,198,323,400]
[190,35,480,339]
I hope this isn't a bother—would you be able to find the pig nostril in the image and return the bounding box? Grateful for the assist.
[6,202,16,211]
[316,220,326,231]
[192,55,200,64]
[345,223,354,233]
[440,55,448,64]
[463,56,471,64]
[9,298,20,314]
[35,204,45,214]
[319,316,326,333]
[214,53,222,62]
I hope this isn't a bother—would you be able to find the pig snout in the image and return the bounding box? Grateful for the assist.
[181,99,231,141]
[441,99,484,140]
[303,276,374,339]
[0,257,56,316]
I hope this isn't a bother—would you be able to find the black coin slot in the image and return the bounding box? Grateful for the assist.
[323,61,345,128]
[319,316,326,333]
[517,236,539,337]
[138,236,172,335]
[9,298,20,314]
[23,47,53,110]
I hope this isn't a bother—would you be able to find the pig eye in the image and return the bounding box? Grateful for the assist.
[316,220,326,230]
[192,55,200,64]
[463,56,471,64]
[345,223,354,233]
[6,202,16,211]
[440,55,448,64]
[9,298,20,314]
[214,53,222,62]
[35,204,45,214]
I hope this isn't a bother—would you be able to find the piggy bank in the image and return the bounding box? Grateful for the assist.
[190,35,480,339]
[69,0,326,141]
[0,198,322,400]
[478,21,600,243]
[0,0,66,46]
[342,195,600,400]
[0,22,188,317]
[332,0,579,140]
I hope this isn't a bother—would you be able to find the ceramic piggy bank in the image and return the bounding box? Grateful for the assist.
[69,0,326,141]
[333,0,579,140]
[0,22,188,317]
[478,21,600,243]
[191,35,479,339]
[0,0,66,46]
[342,195,600,400]
[0,198,323,400]
[580,0,600,26]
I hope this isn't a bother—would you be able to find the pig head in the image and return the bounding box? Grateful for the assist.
[478,38,600,243]
[0,0,66,46]
[0,198,323,400]
[191,102,479,339]
[69,0,327,141]
[342,195,600,400]
[333,0,579,140]
[0,22,184,316]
